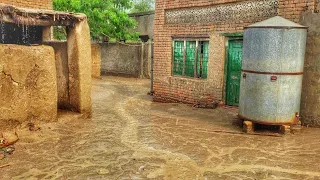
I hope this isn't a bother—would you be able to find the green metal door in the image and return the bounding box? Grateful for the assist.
[226,39,243,106]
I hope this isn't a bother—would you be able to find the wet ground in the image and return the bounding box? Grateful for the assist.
[2,76,320,179]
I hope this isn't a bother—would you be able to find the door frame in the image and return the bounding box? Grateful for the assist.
[223,35,243,106]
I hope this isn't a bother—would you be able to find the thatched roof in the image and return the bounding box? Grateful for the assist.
[0,3,87,26]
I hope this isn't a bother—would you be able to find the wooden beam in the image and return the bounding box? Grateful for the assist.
[0,14,77,26]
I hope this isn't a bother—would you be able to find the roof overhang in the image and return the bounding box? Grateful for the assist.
[0,3,87,27]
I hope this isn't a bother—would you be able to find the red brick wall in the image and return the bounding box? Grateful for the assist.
[278,0,315,22]
[0,0,52,9]
[153,0,315,104]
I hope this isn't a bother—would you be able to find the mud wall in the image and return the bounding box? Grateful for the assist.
[91,44,101,78]
[67,20,92,116]
[300,12,320,127]
[100,42,151,78]
[44,41,97,111]
[43,41,70,109]
[0,44,57,127]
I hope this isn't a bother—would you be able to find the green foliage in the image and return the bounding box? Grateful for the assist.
[131,0,155,13]
[53,26,67,40]
[53,0,139,41]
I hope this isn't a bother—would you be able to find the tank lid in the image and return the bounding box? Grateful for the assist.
[245,16,307,29]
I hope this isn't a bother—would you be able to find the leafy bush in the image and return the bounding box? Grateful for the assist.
[53,0,139,41]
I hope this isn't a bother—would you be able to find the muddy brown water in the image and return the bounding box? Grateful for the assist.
[1,76,320,179]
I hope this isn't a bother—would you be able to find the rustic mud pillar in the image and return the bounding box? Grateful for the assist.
[42,26,52,41]
[67,19,92,117]
[91,43,102,78]
[140,43,145,78]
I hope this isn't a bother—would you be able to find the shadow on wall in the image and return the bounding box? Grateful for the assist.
[43,41,70,110]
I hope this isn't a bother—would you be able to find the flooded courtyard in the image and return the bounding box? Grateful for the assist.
[1,76,320,179]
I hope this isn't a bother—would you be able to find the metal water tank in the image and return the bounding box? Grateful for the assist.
[239,16,307,125]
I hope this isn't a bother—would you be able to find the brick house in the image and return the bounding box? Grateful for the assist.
[0,0,52,9]
[153,0,318,106]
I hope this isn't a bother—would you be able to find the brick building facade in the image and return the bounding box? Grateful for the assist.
[153,0,318,106]
[0,0,52,9]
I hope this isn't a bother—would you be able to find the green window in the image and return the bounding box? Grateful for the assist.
[197,41,209,79]
[173,41,184,76]
[173,40,209,78]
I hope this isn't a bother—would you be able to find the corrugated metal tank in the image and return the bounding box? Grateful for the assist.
[239,16,308,125]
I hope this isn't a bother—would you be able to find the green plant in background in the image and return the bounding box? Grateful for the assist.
[53,26,67,41]
[53,0,139,41]
[131,0,155,13]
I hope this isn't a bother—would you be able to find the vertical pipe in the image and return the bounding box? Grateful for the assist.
[140,43,145,78]
[150,41,154,94]
[148,41,152,78]
[171,41,174,76]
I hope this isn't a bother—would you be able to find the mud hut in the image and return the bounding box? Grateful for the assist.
[0,3,92,131]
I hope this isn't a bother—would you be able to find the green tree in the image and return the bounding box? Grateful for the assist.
[130,0,155,13]
[53,0,139,41]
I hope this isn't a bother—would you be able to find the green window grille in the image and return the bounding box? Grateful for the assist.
[197,41,209,79]
[173,40,209,79]
[173,41,184,76]
[185,41,196,77]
